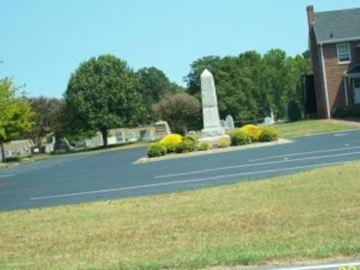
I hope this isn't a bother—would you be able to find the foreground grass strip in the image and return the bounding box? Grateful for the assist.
[0,162,360,270]
[273,119,359,138]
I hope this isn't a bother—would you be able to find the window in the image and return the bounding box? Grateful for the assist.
[337,43,351,63]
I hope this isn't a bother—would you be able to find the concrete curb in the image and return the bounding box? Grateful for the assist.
[134,138,293,164]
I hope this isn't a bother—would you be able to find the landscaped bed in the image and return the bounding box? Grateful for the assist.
[146,124,279,159]
[0,161,359,270]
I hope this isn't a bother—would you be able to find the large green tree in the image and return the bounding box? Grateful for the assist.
[64,55,146,147]
[137,67,178,105]
[0,79,33,162]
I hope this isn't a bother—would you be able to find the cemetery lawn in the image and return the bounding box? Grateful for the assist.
[273,119,360,138]
[1,162,360,270]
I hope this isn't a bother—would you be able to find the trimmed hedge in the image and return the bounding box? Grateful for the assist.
[240,124,262,141]
[147,143,167,157]
[230,130,251,146]
[259,127,278,142]
[176,138,196,153]
[333,106,360,118]
[197,141,212,151]
[216,137,231,148]
[159,134,183,152]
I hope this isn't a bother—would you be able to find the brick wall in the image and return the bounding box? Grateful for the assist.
[309,28,328,118]
[323,41,360,112]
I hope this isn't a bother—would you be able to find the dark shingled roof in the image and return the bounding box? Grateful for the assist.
[314,7,360,44]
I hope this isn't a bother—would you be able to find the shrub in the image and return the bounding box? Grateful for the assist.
[147,142,167,158]
[216,137,231,148]
[229,129,251,146]
[287,100,303,122]
[175,138,196,153]
[259,127,278,142]
[240,124,262,142]
[159,134,183,152]
[197,141,212,151]
[333,106,360,118]
[184,133,199,144]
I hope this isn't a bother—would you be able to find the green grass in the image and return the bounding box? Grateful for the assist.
[1,162,360,270]
[273,119,359,138]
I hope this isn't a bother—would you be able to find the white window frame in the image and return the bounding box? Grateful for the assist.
[337,43,351,64]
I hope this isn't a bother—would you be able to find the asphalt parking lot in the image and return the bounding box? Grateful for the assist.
[0,129,360,211]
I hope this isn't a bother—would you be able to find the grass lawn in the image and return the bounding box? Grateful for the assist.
[273,119,360,139]
[1,162,359,270]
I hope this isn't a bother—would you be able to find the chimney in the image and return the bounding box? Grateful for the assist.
[306,5,315,28]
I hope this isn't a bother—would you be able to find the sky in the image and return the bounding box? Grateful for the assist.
[1,0,360,98]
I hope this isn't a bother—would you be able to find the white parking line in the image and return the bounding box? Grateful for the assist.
[0,174,14,178]
[276,261,360,270]
[154,150,360,179]
[249,145,360,162]
[30,161,346,201]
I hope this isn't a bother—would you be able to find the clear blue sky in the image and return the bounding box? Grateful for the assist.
[1,0,359,98]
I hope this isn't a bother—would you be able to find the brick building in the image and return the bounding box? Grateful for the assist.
[307,6,360,118]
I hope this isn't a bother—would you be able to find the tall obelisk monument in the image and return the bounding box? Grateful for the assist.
[200,69,225,137]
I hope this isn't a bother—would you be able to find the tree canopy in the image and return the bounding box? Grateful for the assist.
[152,93,201,134]
[0,78,33,161]
[185,49,311,123]
[64,55,146,146]
[27,97,65,146]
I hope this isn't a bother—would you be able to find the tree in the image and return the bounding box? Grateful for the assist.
[0,78,33,162]
[27,97,65,146]
[185,50,311,123]
[137,67,178,105]
[64,55,146,147]
[152,93,201,135]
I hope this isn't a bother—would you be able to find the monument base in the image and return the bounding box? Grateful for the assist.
[201,127,225,137]
[199,134,229,143]
[200,127,227,143]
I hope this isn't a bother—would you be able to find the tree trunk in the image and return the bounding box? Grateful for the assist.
[0,142,6,163]
[101,129,108,148]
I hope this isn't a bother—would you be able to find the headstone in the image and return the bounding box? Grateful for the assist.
[225,115,235,130]
[127,131,139,142]
[115,131,126,143]
[154,121,171,139]
[263,110,275,125]
[200,69,225,137]
[140,129,156,141]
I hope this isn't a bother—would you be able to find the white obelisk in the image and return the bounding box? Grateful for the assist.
[201,69,225,137]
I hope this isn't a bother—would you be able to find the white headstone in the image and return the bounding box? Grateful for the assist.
[201,69,225,137]
[225,115,235,130]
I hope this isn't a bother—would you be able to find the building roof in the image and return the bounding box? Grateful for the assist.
[314,7,360,44]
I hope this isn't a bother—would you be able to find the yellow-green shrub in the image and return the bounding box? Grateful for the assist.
[197,141,212,151]
[259,127,278,142]
[159,134,183,152]
[216,137,231,148]
[240,124,262,142]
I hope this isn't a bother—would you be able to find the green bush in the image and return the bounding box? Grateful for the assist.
[287,101,303,122]
[230,129,251,146]
[259,127,278,142]
[159,134,183,152]
[147,142,167,158]
[175,138,196,153]
[197,141,212,151]
[184,133,199,144]
[333,106,360,118]
[216,137,231,148]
